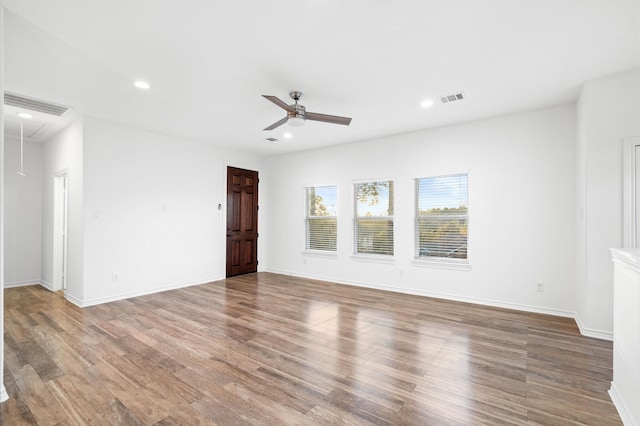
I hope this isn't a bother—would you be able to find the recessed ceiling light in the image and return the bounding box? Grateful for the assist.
[17,112,33,119]
[420,99,434,109]
[283,132,293,139]
[134,80,150,90]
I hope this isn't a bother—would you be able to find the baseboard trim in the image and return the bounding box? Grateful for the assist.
[0,384,8,403]
[65,276,225,308]
[609,382,635,426]
[39,280,54,291]
[264,269,577,320]
[574,314,614,341]
[4,279,41,288]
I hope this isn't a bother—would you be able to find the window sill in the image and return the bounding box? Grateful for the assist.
[412,258,471,271]
[302,250,338,259]
[350,254,395,264]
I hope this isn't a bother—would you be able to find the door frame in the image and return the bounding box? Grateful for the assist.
[225,165,260,277]
[623,137,640,248]
[53,170,69,292]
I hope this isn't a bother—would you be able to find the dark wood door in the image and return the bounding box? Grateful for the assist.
[226,167,259,277]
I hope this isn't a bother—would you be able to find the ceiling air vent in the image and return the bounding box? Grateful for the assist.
[265,137,278,142]
[440,92,465,104]
[4,92,71,116]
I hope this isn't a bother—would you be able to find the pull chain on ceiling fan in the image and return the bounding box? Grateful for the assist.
[262,91,352,131]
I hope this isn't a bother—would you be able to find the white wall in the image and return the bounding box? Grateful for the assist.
[80,117,263,305]
[265,104,577,316]
[41,118,84,299]
[3,136,42,286]
[576,69,640,338]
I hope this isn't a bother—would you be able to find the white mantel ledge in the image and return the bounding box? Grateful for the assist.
[611,248,640,273]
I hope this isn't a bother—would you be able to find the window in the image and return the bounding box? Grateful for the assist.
[416,173,468,260]
[354,180,394,256]
[305,185,337,251]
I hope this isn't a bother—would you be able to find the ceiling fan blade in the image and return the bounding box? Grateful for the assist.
[263,116,288,131]
[305,111,352,126]
[262,95,296,113]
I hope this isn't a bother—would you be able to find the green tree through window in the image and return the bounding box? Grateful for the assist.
[416,174,468,260]
[305,186,337,251]
[355,180,394,255]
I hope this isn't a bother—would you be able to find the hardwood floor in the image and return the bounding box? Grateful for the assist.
[2,273,622,425]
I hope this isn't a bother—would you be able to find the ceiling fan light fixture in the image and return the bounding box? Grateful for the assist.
[288,116,305,127]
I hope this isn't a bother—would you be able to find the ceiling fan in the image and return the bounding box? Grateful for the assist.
[262,91,352,130]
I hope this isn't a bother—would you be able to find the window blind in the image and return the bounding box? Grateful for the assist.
[416,174,468,260]
[305,186,337,251]
[354,181,394,255]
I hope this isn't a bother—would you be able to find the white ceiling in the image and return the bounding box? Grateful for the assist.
[2,0,639,156]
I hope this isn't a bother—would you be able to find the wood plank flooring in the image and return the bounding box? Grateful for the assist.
[2,272,622,425]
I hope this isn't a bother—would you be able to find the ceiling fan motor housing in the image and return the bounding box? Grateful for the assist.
[288,104,306,120]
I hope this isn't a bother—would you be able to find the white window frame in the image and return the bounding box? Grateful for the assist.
[304,185,338,255]
[413,172,470,270]
[352,179,395,262]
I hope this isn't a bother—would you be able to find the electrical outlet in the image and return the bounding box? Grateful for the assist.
[112,273,119,282]
[536,282,544,292]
